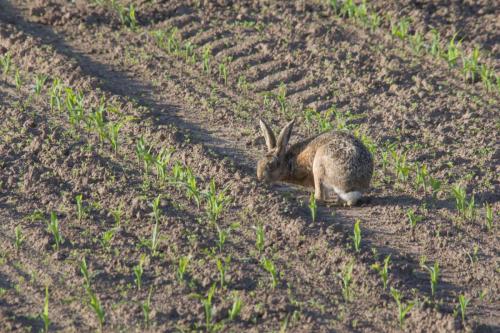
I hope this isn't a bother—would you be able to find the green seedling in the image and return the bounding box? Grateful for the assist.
[340,261,354,302]
[237,75,248,92]
[0,53,11,76]
[185,171,201,208]
[155,147,174,183]
[142,287,153,328]
[429,176,441,199]
[75,194,84,221]
[423,261,439,297]
[340,0,356,19]
[100,228,115,251]
[150,195,161,224]
[111,205,124,226]
[107,121,123,154]
[88,290,105,329]
[34,74,47,95]
[136,137,153,174]
[202,45,211,73]
[183,41,195,63]
[133,254,146,290]
[372,255,391,289]
[199,284,217,329]
[216,255,231,288]
[89,99,107,141]
[215,224,239,253]
[80,257,91,289]
[391,17,410,40]
[218,62,228,85]
[409,31,424,55]
[429,29,441,58]
[65,88,85,128]
[14,69,22,90]
[276,82,287,115]
[115,3,138,30]
[462,46,480,82]
[177,255,190,281]
[446,33,462,67]
[204,179,230,224]
[14,225,25,250]
[309,193,317,223]
[166,28,180,54]
[255,224,265,254]
[368,12,381,31]
[352,219,361,253]
[391,288,414,327]
[414,163,428,192]
[47,212,64,250]
[394,152,409,182]
[406,208,423,240]
[228,293,242,321]
[40,286,50,333]
[49,78,63,112]
[484,203,494,231]
[458,294,470,322]
[261,257,278,289]
[479,64,494,91]
[451,184,475,220]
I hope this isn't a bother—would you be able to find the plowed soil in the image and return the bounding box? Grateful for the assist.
[0,1,498,332]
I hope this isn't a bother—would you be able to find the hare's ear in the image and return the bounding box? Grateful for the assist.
[276,118,295,156]
[259,119,276,151]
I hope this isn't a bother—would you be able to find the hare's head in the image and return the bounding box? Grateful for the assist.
[257,119,295,182]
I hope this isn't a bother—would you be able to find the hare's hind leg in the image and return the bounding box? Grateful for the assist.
[313,155,338,203]
[334,189,362,206]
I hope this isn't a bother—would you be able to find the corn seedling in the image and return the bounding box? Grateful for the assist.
[352,219,361,253]
[142,286,153,328]
[391,288,414,327]
[276,82,287,115]
[407,208,423,240]
[309,193,317,223]
[133,254,146,290]
[368,12,381,31]
[216,255,231,288]
[75,194,84,221]
[154,147,173,183]
[88,290,105,329]
[237,74,248,92]
[89,99,107,142]
[479,64,493,92]
[340,261,354,302]
[228,293,242,321]
[394,152,409,182]
[34,74,47,95]
[218,62,228,85]
[40,285,50,333]
[424,261,439,297]
[462,46,480,82]
[428,176,441,199]
[409,32,424,55]
[261,257,278,289]
[136,137,153,174]
[100,228,115,251]
[458,294,470,322]
[391,17,410,40]
[177,255,190,281]
[65,88,85,128]
[372,255,391,290]
[47,212,64,250]
[185,170,201,208]
[202,46,211,73]
[429,29,441,58]
[14,69,22,90]
[204,179,230,224]
[451,184,474,219]
[446,33,462,67]
[183,41,195,63]
[255,224,265,254]
[49,78,63,112]
[111,205,124,226]
[150,195,161,224]
[80,257,91,289]
[340,0,356,19]
[0,53,11,76]
[107,121,122,154]
[14,225,25,250]
[198,284,216,330]
[414,163,428,192]
[115,3,138,30]
[484,203,494,231]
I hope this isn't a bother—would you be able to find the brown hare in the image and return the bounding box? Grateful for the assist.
[257,119,373,206]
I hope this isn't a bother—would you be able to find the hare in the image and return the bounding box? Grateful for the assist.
[257,119,373,206]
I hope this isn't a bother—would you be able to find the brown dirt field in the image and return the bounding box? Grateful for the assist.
[0,1,498,332]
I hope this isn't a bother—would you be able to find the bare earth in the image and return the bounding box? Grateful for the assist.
[0,1,498,332]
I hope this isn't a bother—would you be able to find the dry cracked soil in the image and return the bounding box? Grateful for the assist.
[0,0,499,332]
